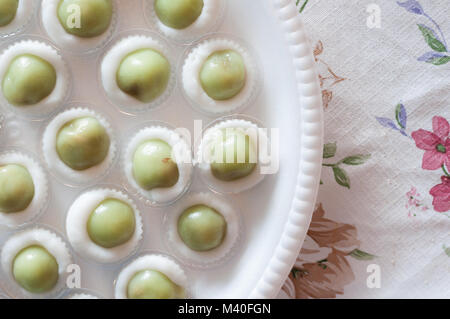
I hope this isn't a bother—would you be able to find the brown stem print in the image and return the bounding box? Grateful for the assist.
[314,41,347,108]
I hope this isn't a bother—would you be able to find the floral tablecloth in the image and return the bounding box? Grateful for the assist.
[279,0,449,299]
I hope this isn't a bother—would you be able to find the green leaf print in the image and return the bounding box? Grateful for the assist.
[296,0,309,13]
[332,166,350,189]
[341,154,371,166]
[322,142,371,189]
[418,24,447,53]
[443,245,450,257]
[323,142,337,159]
[429,56,450,65]
[349,249,377,261]
[395,103,406,129]
[291,268,308,279]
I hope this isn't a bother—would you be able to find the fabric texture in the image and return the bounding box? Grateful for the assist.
[279,0,449,299]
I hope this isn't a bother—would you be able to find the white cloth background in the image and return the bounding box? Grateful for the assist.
[279,0,449,299]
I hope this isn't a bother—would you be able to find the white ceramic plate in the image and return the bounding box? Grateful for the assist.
[0,0,323,299]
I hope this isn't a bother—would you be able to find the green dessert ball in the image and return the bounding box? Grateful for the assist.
[87,198,136,249]
[2,54,57,106]
[177,204,227,252]
[56,116,110,171]
[132,139,179,191]
[0,164,35,213]
[13,245,59,293]
[154,0,203,30]
[0,0,18,27]
[57,0,113,38]
[127,269,185,299]
[116,48,170,103]
[200,50,246,101]
[210,128,257,181]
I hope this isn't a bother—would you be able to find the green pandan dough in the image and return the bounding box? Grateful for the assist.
[87,198,136,249]
[0,0,18,27]
[127,269,185,299]
[154,0,203,30]
[116,49,170,103]
[2,54,57,106]
[0,164,35,213]
[13,245,59,294]
[56,116,110,171]
[132,139,179,191]
[177,204,227,251]
[57,0,113,38]
[210,128,257,181]
[200,50,246,101]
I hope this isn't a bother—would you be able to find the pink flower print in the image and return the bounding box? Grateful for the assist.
[406,187,417,198]
[429,176,450,213]
[405,186,429,216]
[411,116,450,171]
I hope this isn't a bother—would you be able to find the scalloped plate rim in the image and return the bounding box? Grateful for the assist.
[248,0,324,299]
